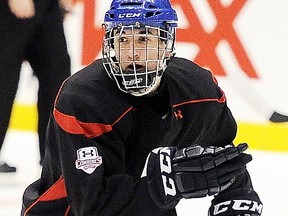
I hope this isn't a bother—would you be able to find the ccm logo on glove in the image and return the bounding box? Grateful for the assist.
[159,148,177,196]
[212,200,263,215]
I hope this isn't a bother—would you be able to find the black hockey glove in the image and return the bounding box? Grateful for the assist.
[146,143,252,209]
[208,180,263,216]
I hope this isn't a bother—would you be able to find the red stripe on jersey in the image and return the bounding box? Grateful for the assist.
[23,176,67,216]
[39,176,67,201]
[172,93,226,108]
[64,205,71,216]
[53,106,134,138]
[172,73,226,107]
[54,108,112,138]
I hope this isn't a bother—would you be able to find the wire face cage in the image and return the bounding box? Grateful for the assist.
[103,25,174,96]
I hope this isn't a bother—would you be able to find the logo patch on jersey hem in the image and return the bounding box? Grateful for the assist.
[75,147,102,174]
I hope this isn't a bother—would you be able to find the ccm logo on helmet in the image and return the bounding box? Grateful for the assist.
[213,200,263,215]
[159,148,177,196]
[119,13,141,18]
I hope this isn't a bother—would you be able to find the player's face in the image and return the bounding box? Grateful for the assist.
[114,28,166,73]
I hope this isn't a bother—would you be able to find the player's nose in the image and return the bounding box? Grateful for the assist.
[127,44,140,60]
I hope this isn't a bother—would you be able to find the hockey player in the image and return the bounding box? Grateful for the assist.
[21,0,262,215]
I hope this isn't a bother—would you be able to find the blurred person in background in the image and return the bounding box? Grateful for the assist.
[0,0,72,172]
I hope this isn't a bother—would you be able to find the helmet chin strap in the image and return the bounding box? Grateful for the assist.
[129,75,162,97]
[127,58,167,97]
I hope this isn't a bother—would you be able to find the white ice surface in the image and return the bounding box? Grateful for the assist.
[0,130,287,216]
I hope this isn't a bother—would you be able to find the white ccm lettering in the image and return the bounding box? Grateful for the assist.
[119,13,141,18]
[233,200,263,214]
[213,200,263,215]
[159,148,177,196]
[233,200,251,210]
[213,201,231,215]
[250,201,263,213]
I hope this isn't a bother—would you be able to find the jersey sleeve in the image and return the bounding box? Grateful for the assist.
[166,58,262,215]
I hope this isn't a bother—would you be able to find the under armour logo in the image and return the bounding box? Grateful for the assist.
[174,110,183,119]
[76,147,102,174]
[82,150,94,157]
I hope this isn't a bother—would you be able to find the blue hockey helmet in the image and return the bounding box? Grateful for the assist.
[102,0,178,96]
[104,0,178,30]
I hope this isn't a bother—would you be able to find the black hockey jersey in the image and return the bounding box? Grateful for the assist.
[22,57,248,216]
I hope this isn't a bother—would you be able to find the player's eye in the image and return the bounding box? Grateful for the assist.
[118,36,128,42]
[139,36,149,42]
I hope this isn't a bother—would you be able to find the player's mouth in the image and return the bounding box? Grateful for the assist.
[125,63,145,72]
